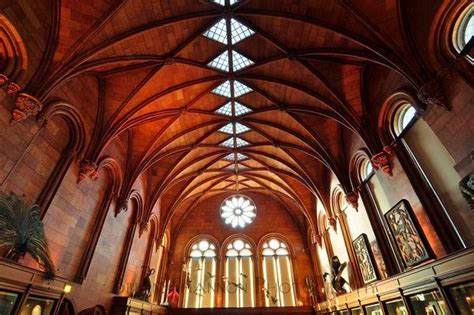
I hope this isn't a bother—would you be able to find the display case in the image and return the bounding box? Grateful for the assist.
[19,296,56,315]
[350,307,362,315]
[446,281,474,315]
[364,303,382,315]
[0,290,19,314]
[407,290,448,314]
[384,299,408,315]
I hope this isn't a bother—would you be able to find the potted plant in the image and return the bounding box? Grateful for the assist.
[0,192,55,278]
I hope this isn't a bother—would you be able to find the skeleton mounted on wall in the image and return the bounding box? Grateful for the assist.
[323,256,348,297]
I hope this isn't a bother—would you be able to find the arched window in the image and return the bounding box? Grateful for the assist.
[184,238,217,308]
[359,158,374,182]
[453,3,474,61]
[392,103,417,137]
[261,237,296,307]
[224,238,255,307]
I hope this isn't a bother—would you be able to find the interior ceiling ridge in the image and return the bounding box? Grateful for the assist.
[31,0,427,228]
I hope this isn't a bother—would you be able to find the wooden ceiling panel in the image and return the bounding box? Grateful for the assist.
[22,0,419,233]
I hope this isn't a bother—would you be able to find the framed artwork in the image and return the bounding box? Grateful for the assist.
[352,234,378,284]
[384,200,430,268]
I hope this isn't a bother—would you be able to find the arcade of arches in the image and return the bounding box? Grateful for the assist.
[0,1,473,314]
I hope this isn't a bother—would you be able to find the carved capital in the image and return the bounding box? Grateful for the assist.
[139,220,149,237]
[328,217,337,231]
[417,79,449,111]
[115,196,129,215]
[78,160,98,183]
[345,191,359,210]
[0,74,9,86]
[371,146,393,176]
[7,81,21,94]
[11,93,43,124]
[315,234,322,247]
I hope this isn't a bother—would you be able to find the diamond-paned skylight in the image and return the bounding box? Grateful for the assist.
[212,0,239,6]
[208,51,229,72]
[212,80,232,97]
[235,122,250,134]
[219,123,234,134]
[234,101,251,115]
[203,19,228,45]
[220,138,234,147]
[224,153,235,161]
[230,19,255,44]
[232,50,253,71]
[235,137,249,147]
[236,153,248,161]
[234,81,252,97]
[216,102,232,116]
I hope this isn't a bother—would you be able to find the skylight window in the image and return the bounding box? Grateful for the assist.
[215,102,233,116]
[220,138,234,147]
[212,0,239,6]
[235,122,250,134]
[219,123,234,134]
[212,80,232,97]
[224,153,236,161]
[203,19,228,45]
[234,101,251,115]
[235,137,249,147]
[230,19,255,44]
[234,81,252,97]
[236,153,248,161]
[208,51,229,72]
[232,50,254,71]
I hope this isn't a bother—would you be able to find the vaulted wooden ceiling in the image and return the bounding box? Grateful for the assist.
[6,0,442,235]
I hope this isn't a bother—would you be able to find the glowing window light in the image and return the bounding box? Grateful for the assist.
[203,19,227,45]
[220,195,256,228]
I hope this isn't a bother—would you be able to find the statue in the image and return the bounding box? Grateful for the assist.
[133,266,155,301]
[459,171,474,210]
[167,286,179,308]
[330,256,348,294]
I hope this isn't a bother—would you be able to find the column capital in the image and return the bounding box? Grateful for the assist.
[371,145,393,176]
[77,160,98,183]
[11,93,43,124]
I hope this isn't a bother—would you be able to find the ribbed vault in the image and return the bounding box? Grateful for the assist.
[11,0,440,238]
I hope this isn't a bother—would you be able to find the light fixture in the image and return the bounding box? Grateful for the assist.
[63,284,72,293]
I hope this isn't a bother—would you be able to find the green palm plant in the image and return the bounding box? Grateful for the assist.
[0,192,55,278]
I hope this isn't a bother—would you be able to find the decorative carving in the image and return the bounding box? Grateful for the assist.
[0,74,8,86]
[345,191,359,210]
[6,81,21,94]
[459,171,474,210]
[315,234,322,247]
[77,160,98,183]
[371,146,393,176]
[115,196,129,215]
[11,93,43,124]
[328,217,337,231]
[139,220,148,236]
[417,79,449,110]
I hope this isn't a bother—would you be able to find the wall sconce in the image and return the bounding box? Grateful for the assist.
[63,284,72,294]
